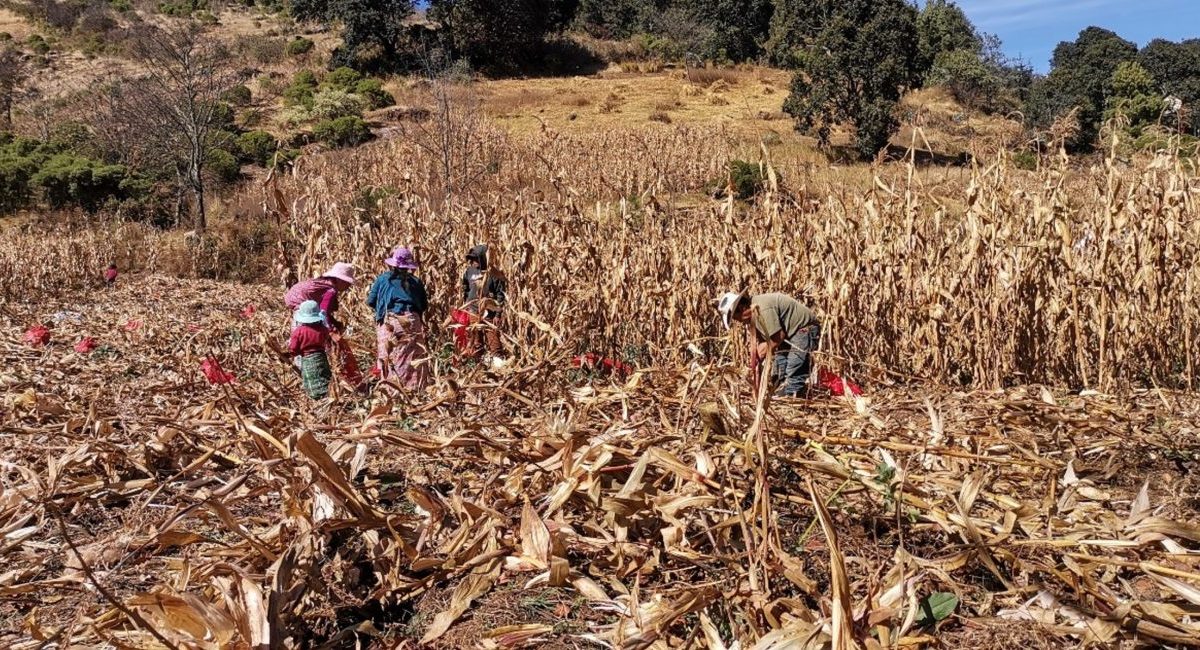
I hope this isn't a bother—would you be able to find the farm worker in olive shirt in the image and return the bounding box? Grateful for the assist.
[718,290,821,397]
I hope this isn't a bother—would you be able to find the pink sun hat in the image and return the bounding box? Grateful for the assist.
[384,246,419,270]
[322,262,357,285]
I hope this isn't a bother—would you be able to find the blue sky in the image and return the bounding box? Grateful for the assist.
[944,0,1200,72]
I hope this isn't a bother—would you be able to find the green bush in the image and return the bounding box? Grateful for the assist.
[110,0,133,12]
[32,153,130,212]
[80,34,108,58]
[222,84,253,107]
[323,66,362,91]
[354,78,395,110]
[210,103,237,131]
[293,69,318,87]
[309,87,366,120]
[283,69,318,107]
[0,149,40,211]
[47,122,97,156]
[313,116,371,149]
[158,0,208,17]
[275,147,302,168]
[236,130,277,166]
[239,107,266,128]
[206,148,240,182]
[1011,150,1038,171]
[1134,132,1200,154]
[728,159,768,199]
[0,134,148,213]
[27,34,50,55]
[286,36,314,57]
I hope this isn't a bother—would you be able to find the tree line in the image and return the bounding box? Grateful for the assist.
[298,0,1198,158]
[2,1,1196,225]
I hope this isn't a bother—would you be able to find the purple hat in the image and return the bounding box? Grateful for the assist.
[384,246,418,270]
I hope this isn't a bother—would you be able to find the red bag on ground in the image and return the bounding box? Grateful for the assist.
[201,357,236,385]
[817,367,863,397]
[572,352,632,378]
[334,338,364,387]
[74,337,98,354]
[450,309,474,356]
[240,304,257,320]
[23,325,50,347]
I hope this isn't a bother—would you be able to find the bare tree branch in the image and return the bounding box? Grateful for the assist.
[102,23,243,231]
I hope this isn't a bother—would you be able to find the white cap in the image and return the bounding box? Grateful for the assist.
[716,290,746,330]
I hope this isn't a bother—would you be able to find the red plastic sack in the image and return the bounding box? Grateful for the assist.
[240,304,257,320]
[74,337,98,354]
[23,325,50,347]
[449,309,474,355]
[817,367,863,397]
[334,338,364,387]
[201,357,236,385]
[572,352,633,378]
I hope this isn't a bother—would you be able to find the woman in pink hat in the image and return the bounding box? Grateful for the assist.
[366,246,430,391]
[284,262,357,333]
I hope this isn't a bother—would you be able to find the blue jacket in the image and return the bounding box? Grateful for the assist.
[366,270,428,324]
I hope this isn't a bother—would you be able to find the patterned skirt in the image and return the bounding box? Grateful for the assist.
[376,312,431,391]
[300,351,332,400]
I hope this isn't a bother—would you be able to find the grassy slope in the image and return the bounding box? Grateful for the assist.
[3,3,1021,209]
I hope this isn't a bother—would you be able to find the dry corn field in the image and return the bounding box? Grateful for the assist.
[2,125,1200,649]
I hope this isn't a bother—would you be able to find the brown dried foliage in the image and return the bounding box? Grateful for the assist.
[1,124,1199,648]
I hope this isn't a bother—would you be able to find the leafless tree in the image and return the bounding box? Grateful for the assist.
[400,54,495,203]
[120,24,241,232]
[0,47,27,132]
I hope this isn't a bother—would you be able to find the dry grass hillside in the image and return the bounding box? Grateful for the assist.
[1,1,1021,170]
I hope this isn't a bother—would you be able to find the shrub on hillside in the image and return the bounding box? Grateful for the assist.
[27,35,50,55]
[206,148,240,183]
[926,49,1025,115]
[323,66,362,91]
[275,147,302,168]
[283,70,318,107]
[1011,150,1038,171]
[309,87,366,120]
[236,130,277,166]
[222,84,253,107]
[286,36,314,57]
[728,159,770,199]
[32,153,130,212]
[354,78,395,109]
[313,116,370,148]
[210,103,237,131]
[0,146,40,211]
[237,35,287,64]
[159,0,208,18]
[47,121,98,157]
[1134,131,1199,154]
